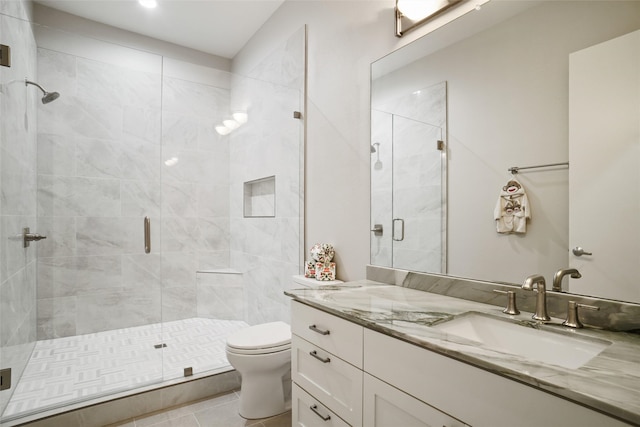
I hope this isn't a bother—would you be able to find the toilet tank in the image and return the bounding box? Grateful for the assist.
[292,275,343,289]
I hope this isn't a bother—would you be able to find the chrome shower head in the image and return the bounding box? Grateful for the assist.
[41,91,60,104]
[25,79,60,104]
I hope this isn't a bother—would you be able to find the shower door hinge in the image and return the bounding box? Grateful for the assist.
[293,111,302,119]
[0,44,11,68]
[0,368,12,390]
[437,140,444,151]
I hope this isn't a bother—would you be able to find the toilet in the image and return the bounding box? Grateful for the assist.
[225,321,292,419]
[225,275,343,419]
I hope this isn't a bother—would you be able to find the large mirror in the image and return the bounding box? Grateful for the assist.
[370,0,640,303]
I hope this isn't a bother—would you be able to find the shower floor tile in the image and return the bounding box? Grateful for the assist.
[3,318,248,419]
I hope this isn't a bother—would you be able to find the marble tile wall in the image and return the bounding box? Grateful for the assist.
[9,8,301,354]
[34,45,165,338]
[366,265,640,332]
[196,271,244,321]
[229,27,305,325]
[160,73,231,322]
[35,41,235,335]
[0,0,38,415]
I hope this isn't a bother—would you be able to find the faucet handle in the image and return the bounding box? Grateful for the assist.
[562,300,599,329]
[493,289,520,315]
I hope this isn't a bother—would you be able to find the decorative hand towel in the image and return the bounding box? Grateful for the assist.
[494,179,531,234]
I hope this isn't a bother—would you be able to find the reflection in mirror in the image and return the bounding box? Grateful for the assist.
[371,82,447,273]
[370,1,640,303]
[569,29,640,303]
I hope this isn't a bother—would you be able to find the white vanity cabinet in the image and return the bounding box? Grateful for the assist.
[292,383,351,427]
[291,301,364,426]
[365,329,631,427]
[363,373,468,427]
[291,299,633,427]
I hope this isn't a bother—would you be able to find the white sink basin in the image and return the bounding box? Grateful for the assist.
[432,312,611,369]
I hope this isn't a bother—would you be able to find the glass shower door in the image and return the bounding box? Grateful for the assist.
[0,22,165,421]
[0,9,39,419]
[370,81,447,274]
[34,26,165,397]
[391,115,445,273]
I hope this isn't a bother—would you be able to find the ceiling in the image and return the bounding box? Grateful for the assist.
[34,0,285,59]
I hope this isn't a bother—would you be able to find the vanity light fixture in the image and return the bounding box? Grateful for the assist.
[139,0,157,9]
[395,0,465,37]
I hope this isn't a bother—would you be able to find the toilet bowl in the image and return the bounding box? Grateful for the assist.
[225,321,292,419]
[226,276,343,419]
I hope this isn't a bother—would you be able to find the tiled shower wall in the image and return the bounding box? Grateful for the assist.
[160,67,232,321]
[34,30,233,338]
[230,27,305,325]
[33,23,303,336]
[35,44,164,338]
[0,0,38,414]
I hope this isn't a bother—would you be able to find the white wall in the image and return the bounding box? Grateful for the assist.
[235,0,640,283]
[233,1,479,281]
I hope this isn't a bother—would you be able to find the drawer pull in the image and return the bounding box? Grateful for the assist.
[309,324,330,335]
[309,350,331,363]
[310,404,331,421]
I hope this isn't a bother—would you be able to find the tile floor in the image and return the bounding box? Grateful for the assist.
[4,318,248,419]
[107,390,292,427]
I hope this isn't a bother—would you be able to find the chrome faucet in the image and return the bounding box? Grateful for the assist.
[521,274,551,321]
[552,268,581,292]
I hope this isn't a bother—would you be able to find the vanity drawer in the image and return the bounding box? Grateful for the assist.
[291,300,363,368]
[293,383,350,427]
[292,334,363,427]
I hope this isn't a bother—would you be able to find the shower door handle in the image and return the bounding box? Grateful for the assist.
[144,217,151,254]
[392,218,405,241]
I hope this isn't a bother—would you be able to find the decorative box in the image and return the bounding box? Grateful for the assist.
[304,261,316,278]
[315,262,336,281]
[310,243,335,264]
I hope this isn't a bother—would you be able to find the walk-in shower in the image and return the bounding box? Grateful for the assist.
[1,9,304,425]
[24,78,60,104]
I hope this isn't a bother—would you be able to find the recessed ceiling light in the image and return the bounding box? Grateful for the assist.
[139,0,157,9]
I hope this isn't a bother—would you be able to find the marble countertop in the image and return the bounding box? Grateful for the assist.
[285,281,640,426]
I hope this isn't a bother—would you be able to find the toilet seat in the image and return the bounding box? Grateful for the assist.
[226,321,291,355]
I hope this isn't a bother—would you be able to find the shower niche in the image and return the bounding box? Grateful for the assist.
[244,176,276,218]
